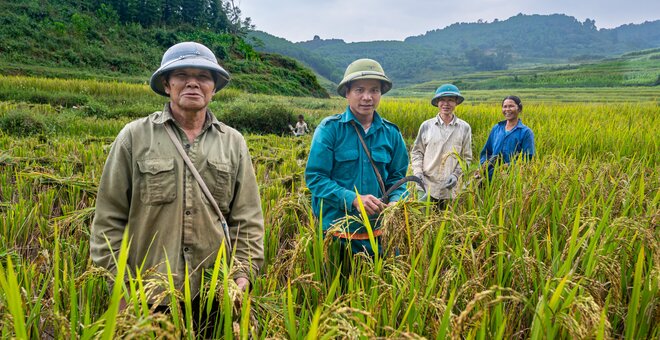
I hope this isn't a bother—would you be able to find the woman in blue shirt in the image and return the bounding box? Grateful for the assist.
[479,96,535,178]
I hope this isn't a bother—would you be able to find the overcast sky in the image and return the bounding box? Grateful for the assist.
[239,0,660,43]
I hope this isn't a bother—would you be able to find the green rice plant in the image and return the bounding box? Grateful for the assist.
[0,85,658,337]
[99,229,131,339]
[0,256,28,338]
[624,246,643,339]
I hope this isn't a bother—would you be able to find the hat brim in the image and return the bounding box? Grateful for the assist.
[150,58,231,97]
[337,71,392,97]
[431,92,465,106]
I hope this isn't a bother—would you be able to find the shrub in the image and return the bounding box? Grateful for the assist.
[106,101,158,119]
[216,102,295,135]
[212,88,241,103]
[80,100,110,118]
[0,108,49,136]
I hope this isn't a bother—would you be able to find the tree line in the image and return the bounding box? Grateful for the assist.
[58,0,253,36]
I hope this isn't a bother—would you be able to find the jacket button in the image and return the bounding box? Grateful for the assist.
[185,210,191,215]
[183,247,190,252]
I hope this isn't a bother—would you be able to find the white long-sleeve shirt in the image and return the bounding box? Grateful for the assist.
[411,114,472,199]
[294,121,309,136]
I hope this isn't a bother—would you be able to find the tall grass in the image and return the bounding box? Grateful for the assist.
[0,79,658,337]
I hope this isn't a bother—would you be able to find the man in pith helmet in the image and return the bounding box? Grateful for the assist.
[90,42,264,331]
[305,58,409,256]
[411,84,473,210]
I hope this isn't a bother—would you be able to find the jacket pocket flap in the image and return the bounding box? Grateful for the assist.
[137,158,175,175]
[371,148,392,163]
[207,159,231,173]
[334,149,359,162]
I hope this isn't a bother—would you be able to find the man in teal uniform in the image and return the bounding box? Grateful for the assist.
[305,58,409,255]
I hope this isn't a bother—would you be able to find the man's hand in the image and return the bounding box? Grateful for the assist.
[444,175,458,189]
[352,194,385,215]
[235,277,250,292]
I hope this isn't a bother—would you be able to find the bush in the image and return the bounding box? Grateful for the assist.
[106,101,158,119]
[79,100,110,118]
[0,109,49,136]
[216,102,295,135]
[212,88,241,103]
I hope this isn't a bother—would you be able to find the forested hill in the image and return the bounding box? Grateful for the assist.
[248,14,660,86]
[0,0,329,98]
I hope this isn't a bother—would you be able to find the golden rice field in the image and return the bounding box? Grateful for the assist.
[0,76,658,339]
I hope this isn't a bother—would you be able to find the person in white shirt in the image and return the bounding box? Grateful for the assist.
[289,114,310,136]
[411,84,473,210]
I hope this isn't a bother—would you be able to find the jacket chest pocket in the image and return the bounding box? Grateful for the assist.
[203,160,234,211]
[333,149,359,180]
[371,147,392,164]
[137,158,177,205]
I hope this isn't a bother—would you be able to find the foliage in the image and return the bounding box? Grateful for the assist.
[248,31,346,82]
[0,108,50,136]
[464,46,511,71]
[0,0,329,98]
[83,0,246,35]
[217,102,296,135]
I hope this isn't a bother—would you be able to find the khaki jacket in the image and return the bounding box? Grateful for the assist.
[90,104,264,299]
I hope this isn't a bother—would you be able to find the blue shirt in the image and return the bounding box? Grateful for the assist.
[305,107,409,233]
[480,119,535,165]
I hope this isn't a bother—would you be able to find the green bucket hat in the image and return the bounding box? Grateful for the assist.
[431,83,464,106]
[336,58,392,97]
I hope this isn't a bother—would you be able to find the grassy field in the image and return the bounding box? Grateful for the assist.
[0,77,658,338]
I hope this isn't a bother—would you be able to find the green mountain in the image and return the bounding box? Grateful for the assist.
[0,0,329,98]
[248,14,660,87]
[249,31,455,88]
[393,48,660,96]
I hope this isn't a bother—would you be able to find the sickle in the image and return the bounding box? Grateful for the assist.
[380,176,426,204]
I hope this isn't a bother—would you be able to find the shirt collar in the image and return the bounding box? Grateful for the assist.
[435,114,456,126]
[341,106,383,131]
[153,103,224,133]
[497,119,523,131]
